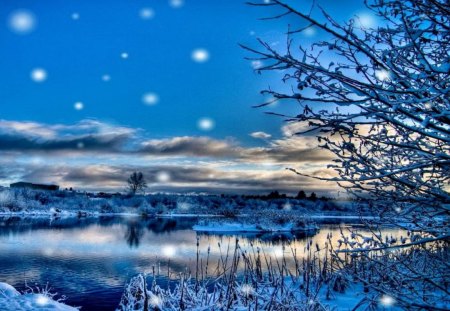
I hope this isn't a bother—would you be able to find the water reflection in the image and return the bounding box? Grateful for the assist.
[125,221,144,248]
[0,216,405,311]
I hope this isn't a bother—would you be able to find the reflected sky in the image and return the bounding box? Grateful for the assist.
[0,216,406,310]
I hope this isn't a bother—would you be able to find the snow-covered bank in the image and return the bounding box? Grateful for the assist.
[0,187,358,219]
[0,283,77,311]
[193,221,318,233]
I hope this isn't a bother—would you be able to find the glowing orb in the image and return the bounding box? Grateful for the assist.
[71,13,80,20]
[162,245,176,257]
[74,102,84,110]
[139,8,155,20]
[30,68,47,83]
[35,295,49,306]
[191,49,210,63]
[198,118,215,131]
[170,0,184,8]
[8,10,36,34]
[142,92,159,105]
[156,171,171,183]
[380,295,395,306]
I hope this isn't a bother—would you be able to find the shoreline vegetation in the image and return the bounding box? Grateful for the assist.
[1,187,447,310]
[0,186,359,219]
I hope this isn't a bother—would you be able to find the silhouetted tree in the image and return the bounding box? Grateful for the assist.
[296,190,306,200]
[308,192,317,201]
[267,191,281,199]
[127,171,147,195]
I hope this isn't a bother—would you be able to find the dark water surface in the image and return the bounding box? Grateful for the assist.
[0,215,403,310]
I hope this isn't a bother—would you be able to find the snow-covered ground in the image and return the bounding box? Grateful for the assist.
[0,283,77,311]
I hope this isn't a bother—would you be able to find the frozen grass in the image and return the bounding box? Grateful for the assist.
[117,235,449,310]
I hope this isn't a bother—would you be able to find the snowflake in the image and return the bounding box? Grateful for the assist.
[356,12,377,28]
[102,74,111,82]
[191,49,210,63]
[283,202,292,211]
[8,10,36,34]
[303,26,316,37]
[375,70,390,81]
[240,284,254,296]
[162,245,176,257]
[251,60,263,69]
[74,102,84,110]
[121,52,129,59]
[169,0,184,8]
[139,8,155,20]
[149,294,163,309]
[71,12,80,20]
[142,92,159,105]
[35,295,50,306]
[380,295,395,307]
[30,68,47,83]
[197,118,214,131]
[156,171,171,183]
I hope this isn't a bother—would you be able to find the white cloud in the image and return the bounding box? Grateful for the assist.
[250,131,271,139]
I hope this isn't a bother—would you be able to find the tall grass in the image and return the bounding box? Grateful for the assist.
[117,233,449,310]
[117,236,354,310]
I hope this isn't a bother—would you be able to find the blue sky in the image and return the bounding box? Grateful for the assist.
[0,0,372,194]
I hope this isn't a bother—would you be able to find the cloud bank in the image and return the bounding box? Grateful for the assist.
[0,119,337,194]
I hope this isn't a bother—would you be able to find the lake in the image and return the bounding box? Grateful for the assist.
[0,215,405,310]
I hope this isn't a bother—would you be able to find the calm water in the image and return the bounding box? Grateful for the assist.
[0,215,404,310]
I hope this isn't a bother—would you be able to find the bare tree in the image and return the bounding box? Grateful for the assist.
[244,0,449,308]
[127,171,147,195]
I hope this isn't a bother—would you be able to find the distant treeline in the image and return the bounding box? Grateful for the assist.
[232,190,327,201]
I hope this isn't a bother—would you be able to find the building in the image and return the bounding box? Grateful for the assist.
[10,182,59,191]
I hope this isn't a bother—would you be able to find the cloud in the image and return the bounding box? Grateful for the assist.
[0,119,136,154]
[0,162,337,195]
[250,131,271,139]
[0,119,338,193]
[139,136,237,157]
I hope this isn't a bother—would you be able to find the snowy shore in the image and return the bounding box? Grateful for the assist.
[0,283,77,311]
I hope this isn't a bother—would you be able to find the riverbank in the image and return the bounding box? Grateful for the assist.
[0,187,357,218]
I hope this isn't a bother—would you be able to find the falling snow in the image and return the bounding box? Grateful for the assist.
[74,102,84,110]
[191,49,210,63]
[30,68,47,83]
[8,10,36,34]
[139,8,155,20]
[142,93,159,105]
[71,13,80,20]
[169,0,184,9]
[197,117,215,131]
[156,171,171,183]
